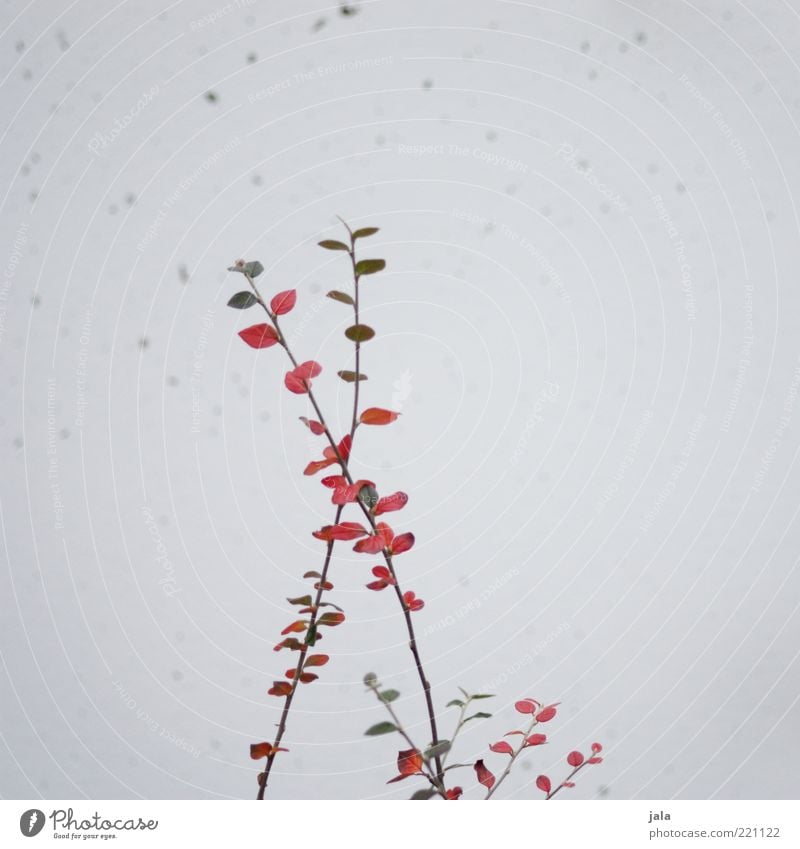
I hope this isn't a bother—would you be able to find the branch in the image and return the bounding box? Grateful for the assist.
[242,226,445,793]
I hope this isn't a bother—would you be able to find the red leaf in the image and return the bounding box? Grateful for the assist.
[354,523,394,554]
[387,748,424,783]
[591,742,603,753]
[403,591,424,612]
[391,532,415,555]
[526,733,547,747]
[331,479,374,506]
[398,748,423,776]
[273,637,304,652]
[239,323,279,349]
[313,580,333,591]
[280,620,307,635]
[563,782,575,788]
[374,491,409,515]
[474,759,495,790]
[271,289,297,315]
[303,654,329,667]
[372,565,394,582]
[293,360,322,379]
[297,672,318,684]
[284,371,308,394]
[514,699,538,714]
[321,475,346,488]
[360,407,400,425]
[567,751,584,767]
[587,757,603,764]
[536,775,551,794]
[536,705,558,723]
[312,522,368,541]
[489,741,514,755]
[268,681,292,697]
[338,434,352,462]
[318,612,345,626]
[446,787,463,800]
[250,742,288,759]
[366,580,389,590]
[354,534,386,554]
[250,742,270,759]
[299,416,325,435]
[304,450,338,475]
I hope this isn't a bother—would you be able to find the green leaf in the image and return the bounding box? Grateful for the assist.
[227,291,258,309]
[338,370,368,382]
[355,259,386,276]
[318,239,349,251]
[327,290,355,306]
[463,712,493,723]
[318,601,344,612]
[243,260,264,277]
[446,699,465,708]
[469,694,495,700]
[358,484,379,511]
[304,623,318,646]
[425,740,451,760]
[365,722,398,736]
[410,788,436,800]
[287,595,312,606]
[345,324,375,343]
[379,689,400,703]
[363,672,378,687]
[353,227,380,239]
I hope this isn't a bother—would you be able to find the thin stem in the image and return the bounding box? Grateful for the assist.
[378,553,445,789]
[245,225,444,798]
[345,228,362,437]
[257,508,342,799]
[484,714,541,800]
[245,268,364,799]
[546,762,587,800]
[366,680,431,768]
[440,697,472,769]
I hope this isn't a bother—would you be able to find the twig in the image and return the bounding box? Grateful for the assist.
[484,713,541,800]
[242,225,445,794]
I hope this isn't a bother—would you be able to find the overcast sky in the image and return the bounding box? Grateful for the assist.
[1,0,799,801]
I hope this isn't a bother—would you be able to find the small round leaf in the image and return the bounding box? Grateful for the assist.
[355,259,386,276]
[365,722,398,736]
[337,370,368,382]
[227,291,258,309]
[327,290,354,305]
[345,324,375,342]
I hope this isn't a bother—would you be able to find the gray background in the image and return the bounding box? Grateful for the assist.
[1,0,799,800]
